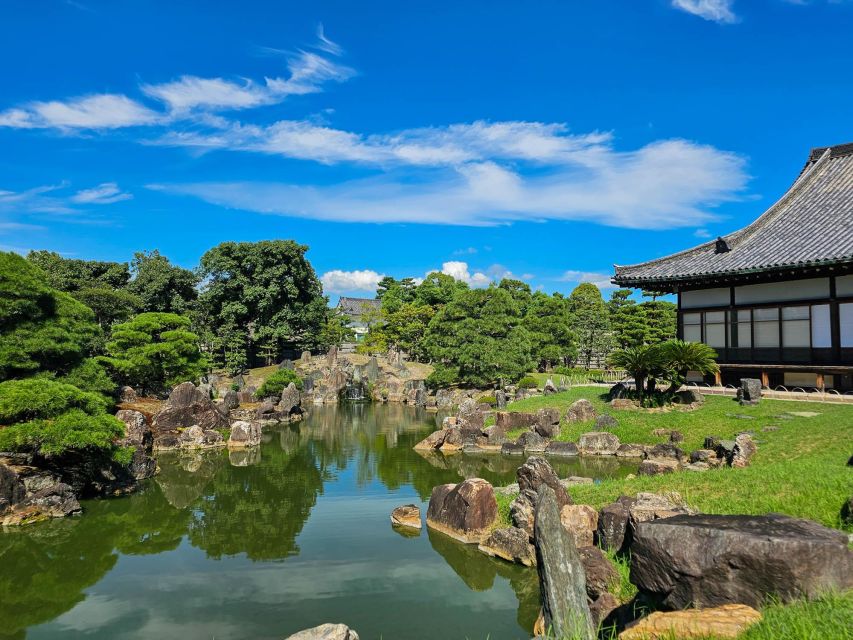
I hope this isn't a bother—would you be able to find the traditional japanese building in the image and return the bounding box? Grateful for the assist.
[336,296,382,348]
[613,142,853,391]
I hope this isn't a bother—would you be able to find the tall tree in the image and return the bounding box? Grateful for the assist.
[424,286,532,387]
[568,283,613,369]
[128,250,198,314]
[523,292,576,370]
[26,250,130,292]
[197,240,327,367]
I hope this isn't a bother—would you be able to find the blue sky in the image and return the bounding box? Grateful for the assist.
[1,0,851,302]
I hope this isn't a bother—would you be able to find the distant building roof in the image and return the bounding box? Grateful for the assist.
[336,296,382,317]
[613,142,853,290]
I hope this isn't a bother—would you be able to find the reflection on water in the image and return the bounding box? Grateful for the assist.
[0,404,637,640]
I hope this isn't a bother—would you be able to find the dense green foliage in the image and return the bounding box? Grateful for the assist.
[196,240,328,372]
[255,368,304,398]
[609,288,677,349]
[128,250,198,314]
[27,250,131,292]
[424,286,533,387]
[100,312,206,393]
[568,283,613,368]
[523,292,576,369]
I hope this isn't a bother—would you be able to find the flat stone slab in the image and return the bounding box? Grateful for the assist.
[620,604,761,639]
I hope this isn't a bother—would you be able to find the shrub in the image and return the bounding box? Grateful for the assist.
[478,394,497,406]
[426,364,459,390]
[517,375,539,389]
[0,378,109,424]
[255,369,303,398]
[0,409,124,457]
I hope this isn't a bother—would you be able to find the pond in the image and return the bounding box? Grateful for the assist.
[0,404,638,640]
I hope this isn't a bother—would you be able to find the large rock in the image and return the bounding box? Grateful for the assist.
[413,428,449,450]
[495,411,536,430]
[279,383,302,415]
[560,504,598,548]
[495,390,507,409]
[566,398,596,422]
[579,545,619,600]
[578,431,620,455]
[595,414,618,430]
[630,513,853,609]
[0,462,81,525]
[510,493,536,538]
[391,504,422,529]
[426,478,497,543]
[620,605,761,640]
[534,408,561,438]
[597,495,636,552]
[674,389,705,405]
[545,441,579,457]
[517,430,547,453]
[478,526,536,566]
[517,456,571,510]
[638,459,681,476]
[178,425,225,449]
[737,378,761,406]
[647,443,684,461]
[534,485,595,640]
[615,443,647,458]
[152,382,229,445]
[119,385,137,402]
[285,624,360,640]
[222,390,240,410]
[0,462,26,513]
[457,398,484,429]
[228,420,262,449]
[114,409,156,480]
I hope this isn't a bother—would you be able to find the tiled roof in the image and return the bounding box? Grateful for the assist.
[613,143,853,288]
[336,296,381,316]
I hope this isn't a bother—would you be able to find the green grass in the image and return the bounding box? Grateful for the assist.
[503,387,853,530]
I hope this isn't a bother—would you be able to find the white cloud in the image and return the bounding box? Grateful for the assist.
[71,182,132,204]
[452,247,478,255]
[154,135,747,229]
[320,269,385,294]
[693,228,712,238]
[671,0,738,23]
[0,94,160,130]
[440,261,493,287]
[558,270,616,290]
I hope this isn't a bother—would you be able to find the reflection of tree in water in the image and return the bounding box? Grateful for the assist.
[0,481,191,640]
[426,527,539,633]
[187,444,324,561]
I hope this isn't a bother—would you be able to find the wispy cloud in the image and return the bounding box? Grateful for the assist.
[153,135,747,229]
[71,182,133,204]
[0,94,160,130]
[452,247,478,255]
[0,31,352,130]
[693,228,712,238]
[558,270,616,290]
[321,269,385,294]
[671,0,738,23]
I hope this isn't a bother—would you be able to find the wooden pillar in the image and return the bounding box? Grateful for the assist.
[816,372,825,391]
[760,370,770,388]
[714,371,722,387]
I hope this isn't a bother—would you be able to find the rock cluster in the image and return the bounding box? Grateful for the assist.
[151,382,229,449]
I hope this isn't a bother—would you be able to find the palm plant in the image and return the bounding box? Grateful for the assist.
[607,344,665,400]
[660,339,720,393]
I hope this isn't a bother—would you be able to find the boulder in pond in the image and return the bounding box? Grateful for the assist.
[285,624,360,640]
[478,526,536,566]
[152,382,229,444]
[413,428,448,451]
[501,441,525,455]
[114,409,156,480]
[279,382,302,415]
[426,478,497,543]
[178,425,225,449]
[545,441,579,457]
[578,431,620,455]
[391,504,422,529]
[620,604,761,640]
[630,513,853,609]
[517,430,547,453]
[566,398,596,422]
[534,485,595,640]
[227,420,262,449]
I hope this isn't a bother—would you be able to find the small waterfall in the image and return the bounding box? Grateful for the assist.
[343,381,368,402]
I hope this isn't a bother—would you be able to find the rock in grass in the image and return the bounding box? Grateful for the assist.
[426,478,497,543]
[615,443,647,458]
[595,414,618,429]
[390,503,421,529]
[597,495,636,553]
[517,457,572,510]
[517,431,547,453]
[534,485,595,640]
[638,459,681,476]
[619,604,761,639]
[284,623,360,640]
[578,545,618,600]
[560,504,598,548]
[566,398,596,422]
[534,407,561,438]
[630,513,853,609]
[478,526,536,566]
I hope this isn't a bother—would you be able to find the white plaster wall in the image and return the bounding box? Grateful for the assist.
[680,287,730,308]
[735,278,829,304]
[836,274,853,297]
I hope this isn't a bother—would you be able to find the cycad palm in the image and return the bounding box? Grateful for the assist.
[660,339,720,392]
[608,344,665,399]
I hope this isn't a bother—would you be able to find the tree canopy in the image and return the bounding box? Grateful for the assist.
[128,250,198,314]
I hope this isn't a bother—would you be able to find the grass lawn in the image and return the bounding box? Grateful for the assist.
[505,387,853,531]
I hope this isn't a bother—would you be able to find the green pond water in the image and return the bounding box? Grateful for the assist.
[0,404,638,640]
